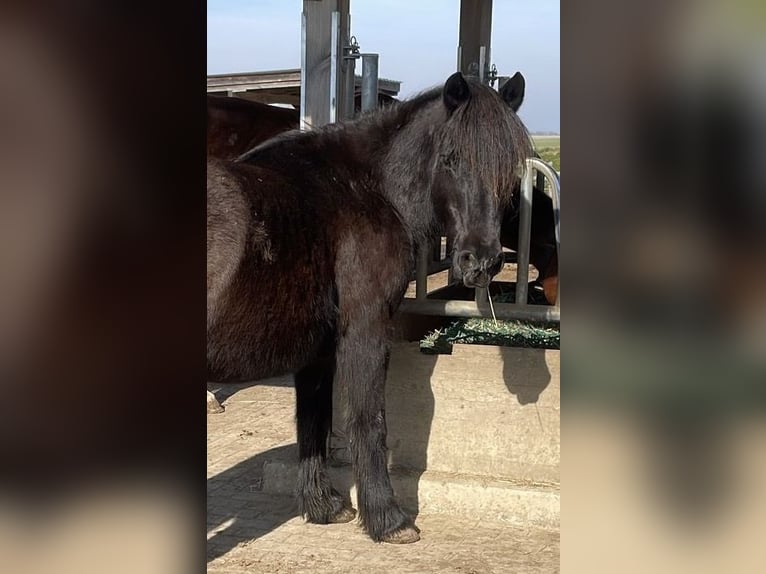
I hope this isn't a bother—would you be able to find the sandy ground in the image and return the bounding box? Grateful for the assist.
[207,382,559,574]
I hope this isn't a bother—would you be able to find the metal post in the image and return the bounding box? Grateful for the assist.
[362,54,378,112]
[479,45,486,83]
[361,53,379,113]
[299,11,308,130]
[342,32,357,120]
[416,244,429,300]
[458,0,493,79]
[515,165,534,305]
[329,11,340,123]
[526,158,561,310]
[536,171,546,196]
[300,0,349,130]
[343,56,355,120]
[431,237,441,261]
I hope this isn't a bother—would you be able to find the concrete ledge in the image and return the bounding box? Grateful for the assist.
[260,459,559,530]
[219,341,561,530]
[332,343,560,485]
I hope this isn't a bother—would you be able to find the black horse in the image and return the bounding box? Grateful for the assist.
[207,73,531,543]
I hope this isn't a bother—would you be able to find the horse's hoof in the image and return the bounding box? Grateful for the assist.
[207,400,225,414]
[329,506,357,523]
[381,525,421,544]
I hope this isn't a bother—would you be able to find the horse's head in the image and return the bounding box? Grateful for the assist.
[431,72,532,288]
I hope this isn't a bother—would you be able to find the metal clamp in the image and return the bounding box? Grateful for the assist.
[343,35,361,60]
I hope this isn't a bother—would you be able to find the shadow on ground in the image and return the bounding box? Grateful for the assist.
[208,323,553,559]
[207,443,298,563]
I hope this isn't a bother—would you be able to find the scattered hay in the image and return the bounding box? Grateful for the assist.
[419,290,559,354]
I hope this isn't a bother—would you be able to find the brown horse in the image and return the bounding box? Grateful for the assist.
[207,73,531,543]
[207,95,299,160]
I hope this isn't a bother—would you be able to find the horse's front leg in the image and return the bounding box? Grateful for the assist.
[337,318,420,544]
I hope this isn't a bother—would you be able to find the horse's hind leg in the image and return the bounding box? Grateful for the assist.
[295,354,356,524]
[338,322,420,544]
[207,388,224,414]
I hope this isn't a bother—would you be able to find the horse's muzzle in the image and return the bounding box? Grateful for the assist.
[455,250,504,289]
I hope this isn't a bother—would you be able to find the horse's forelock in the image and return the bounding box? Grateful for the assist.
[437,83,533,202]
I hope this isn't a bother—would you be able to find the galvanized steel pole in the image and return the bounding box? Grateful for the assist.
[399,299,560,323]
[515,165,534,305]
[360,53,379,113]
[329,11,339,123]
[526,157,561,308]
[416,244,429,300]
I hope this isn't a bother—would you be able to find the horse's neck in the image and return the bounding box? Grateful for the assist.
[365,109,439,245]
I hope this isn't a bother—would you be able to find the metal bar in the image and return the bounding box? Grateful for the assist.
[416,244,429,300]
[515,165,534,305]
[526,157,561,309]
[399,299,560,323]
[526,158,560,244]
[299,10,308,130]
[341,14,355,120]
[361,53,379,113]
[431,237,442,262]
[478,45,486,83]
[403,157,560,322]
[342,48,355,120]
[343,56,355,119]
[458,0,493,78]
[329,11,339,123]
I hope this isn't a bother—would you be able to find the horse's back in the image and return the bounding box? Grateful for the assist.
[206,141,413,383]
[206,157,338,382]
[206,95,298,159]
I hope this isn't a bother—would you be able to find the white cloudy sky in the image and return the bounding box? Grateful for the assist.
[208,0,560,133]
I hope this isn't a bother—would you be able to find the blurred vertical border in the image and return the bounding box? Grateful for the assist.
[0,2,206,573]
[563,0,766,572]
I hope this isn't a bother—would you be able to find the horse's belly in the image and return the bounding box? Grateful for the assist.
[207,280,333,383]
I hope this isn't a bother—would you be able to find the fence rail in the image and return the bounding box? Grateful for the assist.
[400,157,561,323]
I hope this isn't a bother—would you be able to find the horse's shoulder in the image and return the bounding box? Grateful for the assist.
[335,195,411,281]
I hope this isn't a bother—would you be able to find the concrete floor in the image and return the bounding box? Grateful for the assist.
[207,380,559,574]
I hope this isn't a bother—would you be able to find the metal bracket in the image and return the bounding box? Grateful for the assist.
[343,35,361,60]
[486,63,498,87]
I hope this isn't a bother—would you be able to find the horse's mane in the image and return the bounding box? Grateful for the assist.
[237,79,532,200]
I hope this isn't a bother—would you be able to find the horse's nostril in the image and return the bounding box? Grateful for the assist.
[457,250,477,268]
[485,253,505,276]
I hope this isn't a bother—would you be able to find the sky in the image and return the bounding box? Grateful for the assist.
[207,0,560,133]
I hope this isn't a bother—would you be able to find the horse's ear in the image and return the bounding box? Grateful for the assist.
[500,71,525,112]
[443,72,471,113]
